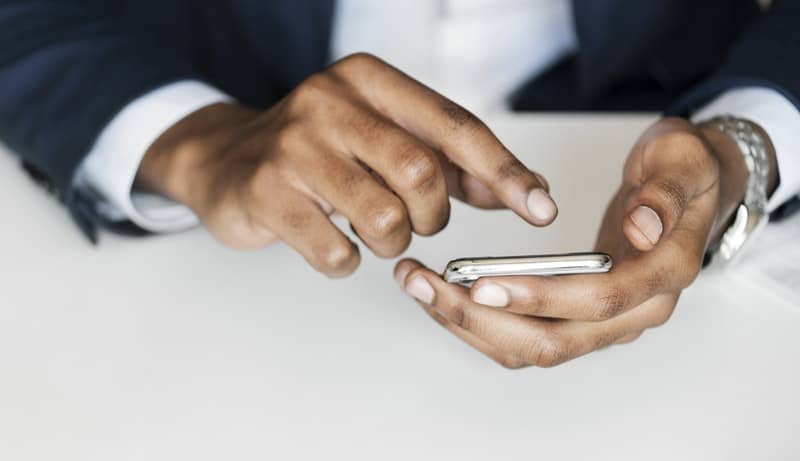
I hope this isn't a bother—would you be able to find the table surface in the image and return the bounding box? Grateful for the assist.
[1,115,798,461]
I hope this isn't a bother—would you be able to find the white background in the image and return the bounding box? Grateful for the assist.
[1,115,798,460]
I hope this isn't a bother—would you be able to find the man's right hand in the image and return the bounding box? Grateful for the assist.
[136,53,556,277]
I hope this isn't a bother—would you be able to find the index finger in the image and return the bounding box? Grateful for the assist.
[330,53,557,226]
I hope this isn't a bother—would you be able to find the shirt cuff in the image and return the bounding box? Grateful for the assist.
[73,80,232,233]
[691,87,800,212]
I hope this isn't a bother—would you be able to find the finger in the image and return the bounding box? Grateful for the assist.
[395,259,525,368]
[468,231,705,321]
[341,109,450,235]
[442,158,508,209]
[296,145,413,258]
[401,264,677,367]
[331,53,557,226]
[420,303,527,369]
[474,175,717,321]
[357,130,506,211]
[253,176,361,278]
[614,331,643,345]
[624,132,719,251]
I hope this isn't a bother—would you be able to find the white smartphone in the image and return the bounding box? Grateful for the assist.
[444,252,612,286]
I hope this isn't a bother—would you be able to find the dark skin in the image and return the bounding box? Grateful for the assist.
[395,117,778,368]
[137,53,556,277]
[137,53,778,369]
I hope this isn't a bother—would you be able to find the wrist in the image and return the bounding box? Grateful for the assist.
[697,120,778,243]
[136,102,257,212]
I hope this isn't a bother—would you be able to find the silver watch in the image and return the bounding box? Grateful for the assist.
[699,115,771,267]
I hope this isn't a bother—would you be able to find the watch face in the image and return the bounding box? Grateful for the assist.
[716,187,769,266]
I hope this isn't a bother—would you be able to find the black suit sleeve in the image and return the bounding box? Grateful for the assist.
[669,0,800,217]
[0,1,202,216]
[670,0,800,113]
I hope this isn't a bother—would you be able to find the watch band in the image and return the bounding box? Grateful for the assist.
[699,115,771,267]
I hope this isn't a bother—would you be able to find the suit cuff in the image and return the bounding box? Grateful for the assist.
[691,87,800,213]
[74,80,232,233]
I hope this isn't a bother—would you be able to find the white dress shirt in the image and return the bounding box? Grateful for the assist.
[75,0,800,232]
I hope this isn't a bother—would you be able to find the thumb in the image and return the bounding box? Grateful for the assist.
[623,176,689,251]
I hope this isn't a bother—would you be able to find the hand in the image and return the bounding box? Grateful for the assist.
[395,117,777,368]
[136,53,556,278]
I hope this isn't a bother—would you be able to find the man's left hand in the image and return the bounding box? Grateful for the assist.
[394,117,775,368]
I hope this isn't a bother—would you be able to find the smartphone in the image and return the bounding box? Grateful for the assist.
[444,252,612,286]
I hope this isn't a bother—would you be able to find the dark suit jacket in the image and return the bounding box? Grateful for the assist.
[0,0,798,238]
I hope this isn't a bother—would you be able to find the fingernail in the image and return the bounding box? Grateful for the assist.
[394,264,412,287]
[630,206,663,245]
[472,283,509,308]
[405,276,435,304]
[526,188,557,224]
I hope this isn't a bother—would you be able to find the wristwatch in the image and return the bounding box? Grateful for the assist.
[698,115,772,268]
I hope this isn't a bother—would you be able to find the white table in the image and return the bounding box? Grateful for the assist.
[1,115,798,461]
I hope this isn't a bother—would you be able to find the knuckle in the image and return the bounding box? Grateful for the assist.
[396,150,440,192]
[425,307,449,328]
[302,72,336,93]
[331,52,386,82]
[356,113,391,145]
[441,101,483,134]
[415,204,451,237]
[495,157,530,183]
[651,177,688,217]
[627,331,644,342]
[593,286,631,320]
[447,302,470,330]
[497,356,526,370]
[213,218,274,250]
[316,242,358,275]
[366,202,409,239]
[651,305,676,327]
[530,337,570,368]
[245,163,277,203]
[289,76,322,107]
[591,330,624,351]
[337,166,372,199]
[287,73,338,114]
[272,122,305,153]
[615,331,644,345]
[280,208,311,231]
[337,52,381,71]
